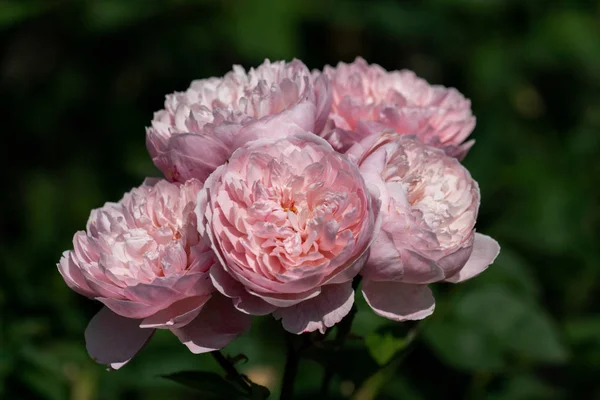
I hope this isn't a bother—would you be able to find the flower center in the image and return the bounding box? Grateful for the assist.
[281,199,297,214]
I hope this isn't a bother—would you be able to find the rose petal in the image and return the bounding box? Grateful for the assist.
[85,307,154,370]
[97,297,162,319]
[139,295,212,329]
[362,280,435,321]
[360,231,404,282]
[161,133,232,182]
[445,233,500,283]
[273,283,354,334]
[171,294,252,353]
[398,249,445,284]
[233,102,316,149]
[57,250,95,297]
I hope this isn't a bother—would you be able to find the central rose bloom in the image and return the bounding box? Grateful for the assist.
[197,134,378,334]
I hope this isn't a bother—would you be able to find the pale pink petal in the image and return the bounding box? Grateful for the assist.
[312,73,333,134]
[232,102,316,149]
[445,233,500,283]
[124,283,181,308]
[398,249,445,284]
[57,251,95,297]
[362,280,435,321]
[171,295,252,353]
[248,287,321,308]
[360,231,404,282]
[436,244,474,279]
[139,295,212,329]
[85,307,154,370]
[233,290,278,315]
[160,133,231,182]
[97,297,164,319]
[209,262,246,298]
[273,283,354,334]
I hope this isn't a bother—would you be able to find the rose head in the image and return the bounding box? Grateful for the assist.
[58,179,251,369]
[347,132,499,321]
[147,59,332,183]
[197,134,378,334]
[317,57,475,157]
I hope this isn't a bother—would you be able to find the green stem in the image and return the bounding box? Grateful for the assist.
[280,332,301,400]
[320,276,362,395]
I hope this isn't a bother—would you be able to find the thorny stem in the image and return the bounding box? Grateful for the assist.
[211,351,252,393]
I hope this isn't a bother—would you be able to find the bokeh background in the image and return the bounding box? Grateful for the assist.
[2,0,600,399]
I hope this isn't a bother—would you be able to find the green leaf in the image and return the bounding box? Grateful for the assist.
[457,287,568,363]
[479,248,540,300]
[487,375,561,400]
[425,286,568,371]
[365,326,417,365]
[425,317,505,371]
[163,371,250,400]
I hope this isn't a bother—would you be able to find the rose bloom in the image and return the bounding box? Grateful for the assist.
[147,59,332,183]
[347,131,499,321]
[57,179,251,369]
[317,57,475,157]
[196,134,378,334]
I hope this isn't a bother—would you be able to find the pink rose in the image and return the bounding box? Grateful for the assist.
[197,134,378,334]
[147,59,332,182]
[317,57,475,157]
[347,131,499,321]
[57,179,251,369]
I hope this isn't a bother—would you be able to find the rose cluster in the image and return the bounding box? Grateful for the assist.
[58,58,499,368]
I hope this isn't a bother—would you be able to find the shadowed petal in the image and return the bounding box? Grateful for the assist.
[85,307,154,370]
[171,295,252,354]
[273,283,354,334]
[140,295,212,329]
[362,280,434,321]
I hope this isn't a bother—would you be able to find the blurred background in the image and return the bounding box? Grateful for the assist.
[2,0,600,399]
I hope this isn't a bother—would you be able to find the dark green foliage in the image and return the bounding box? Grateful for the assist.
[2,0,599,398]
